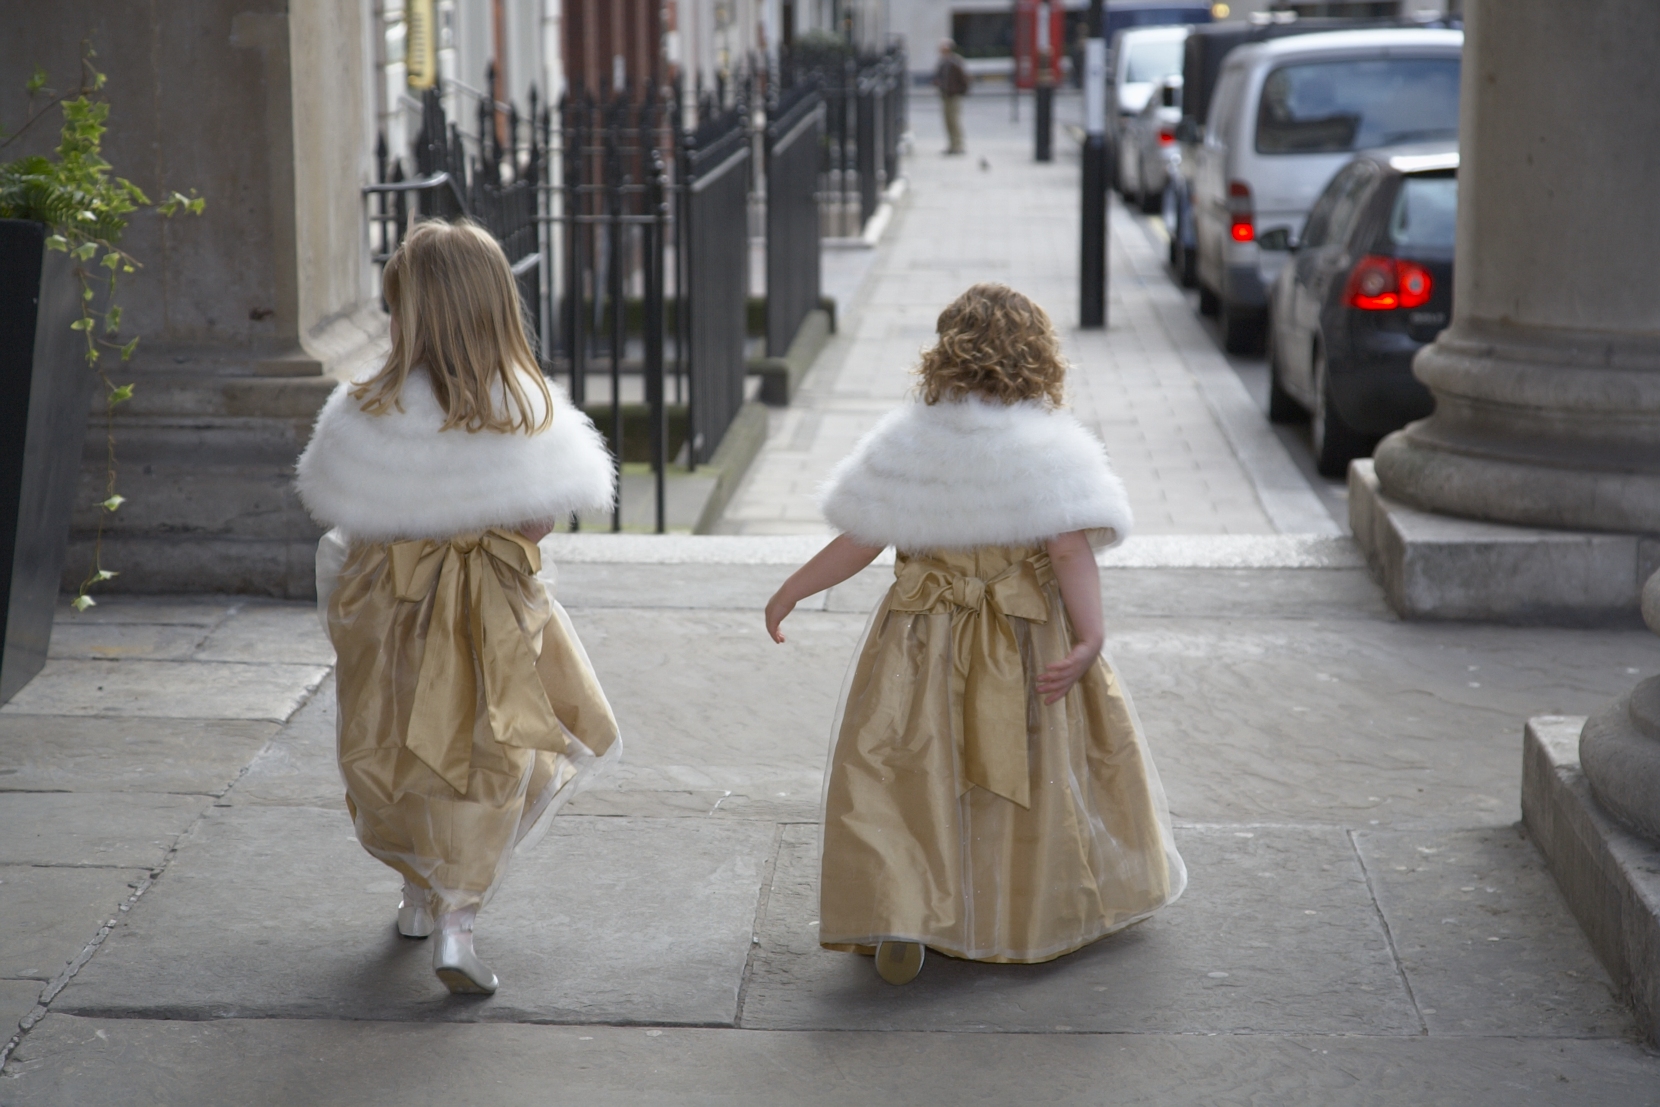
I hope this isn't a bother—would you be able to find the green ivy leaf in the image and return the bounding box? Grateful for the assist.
[119,338,138,360]
[100,494,126,512]
[100,251,120,269]
[26,66,47,94]
[71,594,96,612]
[46,234,69,252]
[108,383,134,404]
[70,317,93,331]
[104,305,121,332]
[94,569,118,582]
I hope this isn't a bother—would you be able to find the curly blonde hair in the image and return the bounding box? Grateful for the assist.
[916,283,1066,406]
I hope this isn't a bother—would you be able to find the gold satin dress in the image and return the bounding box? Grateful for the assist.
[328,529,619,915]
[819,545,1186,964]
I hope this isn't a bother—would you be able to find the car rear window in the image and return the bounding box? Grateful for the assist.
[1389,174,1457,250]
[1255,57,1461,155]
[1125,39,1185,84]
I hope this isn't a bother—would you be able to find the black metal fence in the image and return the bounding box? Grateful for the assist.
[764,84,825,359]
[807,48,906,238]
[678,102,751,468]
[362,55,900,532]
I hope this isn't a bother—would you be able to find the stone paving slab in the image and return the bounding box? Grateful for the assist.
[0,865,147,980]
[571,607,859,787]
[738,823,1417,1035]
[0,793,207,868]
[191,604,334,665]
[0,716,276,794]
[0,981,42,1045]
[46,622,211,661]
[227,677,342,810]
[1354,827,1628,1037]
[10,1017,1660,1107]
[0,658,328,721]
[1113,618,1660,827]
[58,806,774,1027]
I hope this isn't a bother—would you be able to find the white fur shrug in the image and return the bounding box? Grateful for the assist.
[295,370,614,541]
[819,397,1133,552]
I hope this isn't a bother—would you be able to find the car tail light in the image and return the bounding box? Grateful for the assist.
[1396,260,1433,309]
[1157,126,1175,146]
[1344,255,1435,311]
[1228,180,1254,243]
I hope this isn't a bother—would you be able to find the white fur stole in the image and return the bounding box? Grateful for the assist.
[295,369,615,541]
[819,397,1133,551]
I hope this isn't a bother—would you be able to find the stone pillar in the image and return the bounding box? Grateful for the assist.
[1580,572,1660,842]
[1372,0,1660,535]
[2,2,384,598]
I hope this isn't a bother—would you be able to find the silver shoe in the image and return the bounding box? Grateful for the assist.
[433,928,498,994]
[396,884,435,939]
[875,940,925,985]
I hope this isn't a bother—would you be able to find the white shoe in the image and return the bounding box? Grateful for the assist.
[433,927,498,994]
[396,883,435,939]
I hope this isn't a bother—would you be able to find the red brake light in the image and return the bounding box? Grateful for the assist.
[1227,180,1254,243]
[1157,126,1175,146]
[1345,255,1434,311]
[1396,260,1433,309]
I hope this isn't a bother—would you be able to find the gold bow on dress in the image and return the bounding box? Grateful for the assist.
[889,552,1055,808]
[387,529,569,793]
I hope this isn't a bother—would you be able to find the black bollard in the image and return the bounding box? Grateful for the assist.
[1035,80,1054,162]
[1079,0,1108,328]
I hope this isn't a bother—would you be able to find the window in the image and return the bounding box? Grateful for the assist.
[951,12,1013,59]
[1389,174,1458,250]
[1255,57,1461,155]
[1123,38,1185,84]
[1206,68,1245,144]
[1300,162,1374,248]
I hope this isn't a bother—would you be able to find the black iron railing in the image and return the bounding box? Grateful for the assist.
[765,84,825,358]
[679,101,751,468]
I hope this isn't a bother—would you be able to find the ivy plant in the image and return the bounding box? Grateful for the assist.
[0,49,203,610]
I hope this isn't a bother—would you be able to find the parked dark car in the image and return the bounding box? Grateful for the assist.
[1265,144,1457,476]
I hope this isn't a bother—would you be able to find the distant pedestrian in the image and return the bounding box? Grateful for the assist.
[934,38,970,154]
[296,220,619,996]
[765,283,1186,984]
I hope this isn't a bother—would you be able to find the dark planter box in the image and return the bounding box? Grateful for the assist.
[0,219,95,704]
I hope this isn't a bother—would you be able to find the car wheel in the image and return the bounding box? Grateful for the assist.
[1265,316,1305,424]
[1167,214,1183,270]
[1180,244,1197,288]
[1198,284,1220,316]
[1311,348,1371,478]
[1138,173,1163,215]
[1220,298,1264,354]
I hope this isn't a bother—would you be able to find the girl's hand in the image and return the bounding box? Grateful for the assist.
[765,591,795,643]
[1035,640,1102,705]
[763,534,883,646]
[517,520,555,544]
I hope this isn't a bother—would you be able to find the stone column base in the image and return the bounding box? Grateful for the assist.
[1349,460,1658,625]
[63,371,335,600]
[1523,716,1660,1048]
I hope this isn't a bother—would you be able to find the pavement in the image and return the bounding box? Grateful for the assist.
[5,91,1660,1105]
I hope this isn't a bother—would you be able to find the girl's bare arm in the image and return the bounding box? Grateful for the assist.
[1035,530,1104,705]
[765,534,885,643]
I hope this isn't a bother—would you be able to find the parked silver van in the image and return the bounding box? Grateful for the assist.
[1192,28,1462,351]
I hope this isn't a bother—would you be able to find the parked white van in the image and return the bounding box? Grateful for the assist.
[1192,28,1462,351]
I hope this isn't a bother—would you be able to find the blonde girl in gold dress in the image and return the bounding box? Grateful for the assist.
[296,222,619,995]
[765,283,1186,984]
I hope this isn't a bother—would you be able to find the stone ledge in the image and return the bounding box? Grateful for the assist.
[1522,716,1660,1046]
[541,532,1363,568]
[1350,459,1659,625]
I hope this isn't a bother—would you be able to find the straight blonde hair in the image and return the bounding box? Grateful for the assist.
[354,220,553,434]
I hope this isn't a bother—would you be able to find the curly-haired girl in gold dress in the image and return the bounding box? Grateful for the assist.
[766,283,1185,984]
